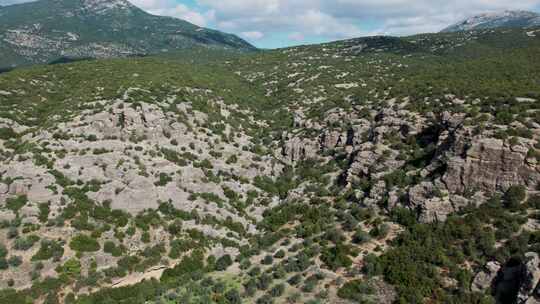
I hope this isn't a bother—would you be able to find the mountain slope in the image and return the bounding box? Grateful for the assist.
[0,27,539,304]
[441,10,540,32]
[0,0,255,68]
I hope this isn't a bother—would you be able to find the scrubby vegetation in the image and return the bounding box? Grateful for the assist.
[0,24,539,304]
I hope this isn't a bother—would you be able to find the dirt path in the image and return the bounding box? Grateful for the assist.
[111,266,168,288]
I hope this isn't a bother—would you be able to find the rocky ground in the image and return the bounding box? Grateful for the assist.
[0,26,539,304]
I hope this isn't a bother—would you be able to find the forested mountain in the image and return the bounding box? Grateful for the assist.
[0,0,255,69]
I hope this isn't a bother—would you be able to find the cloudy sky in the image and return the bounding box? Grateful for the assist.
[2,0,540,48]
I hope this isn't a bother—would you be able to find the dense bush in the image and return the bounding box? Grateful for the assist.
[337,280,374,301]
[161,250,205,283]
[5,195,28,213]
[504,185,527,209]
[215,254,233,271]
[32,240,64,261]
[365,202,531,303]
[103,241,124,257]
[0,127,17,140]
[321,243,353,271]
[69,234,100,252]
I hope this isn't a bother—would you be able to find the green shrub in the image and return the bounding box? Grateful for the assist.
[32,240,64,261]
[526,195,540,209]
[161,250,205,283]
[6,195,28,213]
[226,155,238,164]
[56,258,81,278]
[7,255,22,267]
[103,241,124,257]
[0,128,17,140]
[321,243,352,271]
[269,283,285,297]
[337,280,374,301]
[273,249,285,259]
[13,235,39,251]
[155,173,173,186]
[225,289,242,304]
[215,254,233,271]
[38,203,50,223]
[262,255,273,265]
[504,185,526,209]
[369,223,390,239]
[69,234,100,252]
[353,229,371,244]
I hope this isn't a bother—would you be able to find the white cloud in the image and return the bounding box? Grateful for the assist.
[147,3,208,26]
[127,0,209,26]
[241,31,264,40]
[288,32,305,41]
[322,0,540,34]
[195,0,540,41]
[1,0,539,46]
[298,9,363,37]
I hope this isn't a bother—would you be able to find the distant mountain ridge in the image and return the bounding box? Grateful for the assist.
[0,0,255,68]
[441,10,540,32]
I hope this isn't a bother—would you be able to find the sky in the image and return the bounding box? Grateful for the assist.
[1,0,540,48]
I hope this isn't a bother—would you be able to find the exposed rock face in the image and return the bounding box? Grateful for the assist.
[0,183,8,195]
[0,162,58,207]
[443,138,540,194]
[472,261,501,292]
[320,130,346,150]
[347,145,380,178]
[519,253,540,304]
[8,179,30,196]
[281,135,318,163]
[281,103,540,223]
[408,182,453,223]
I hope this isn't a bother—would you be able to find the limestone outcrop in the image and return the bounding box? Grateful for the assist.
[443,138,540,194]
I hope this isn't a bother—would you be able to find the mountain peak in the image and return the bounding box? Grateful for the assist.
[441,10,540,32]
[0,0,254,68]
[80,0,134,13]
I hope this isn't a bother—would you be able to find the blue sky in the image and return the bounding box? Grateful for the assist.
[130,0,540,48]
[2,0,540,48]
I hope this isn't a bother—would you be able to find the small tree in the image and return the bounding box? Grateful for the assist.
[225,289,242,304]
[269,284,285,297]
[504,185,526,209]
[215,254,233,271]
[69,234,100,252]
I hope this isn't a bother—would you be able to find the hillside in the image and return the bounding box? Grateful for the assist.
[0,26,539,304]
[0,0,255,69]
[442,10,540,32]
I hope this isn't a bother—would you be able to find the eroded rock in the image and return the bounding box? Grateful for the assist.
[443,138,540,194]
